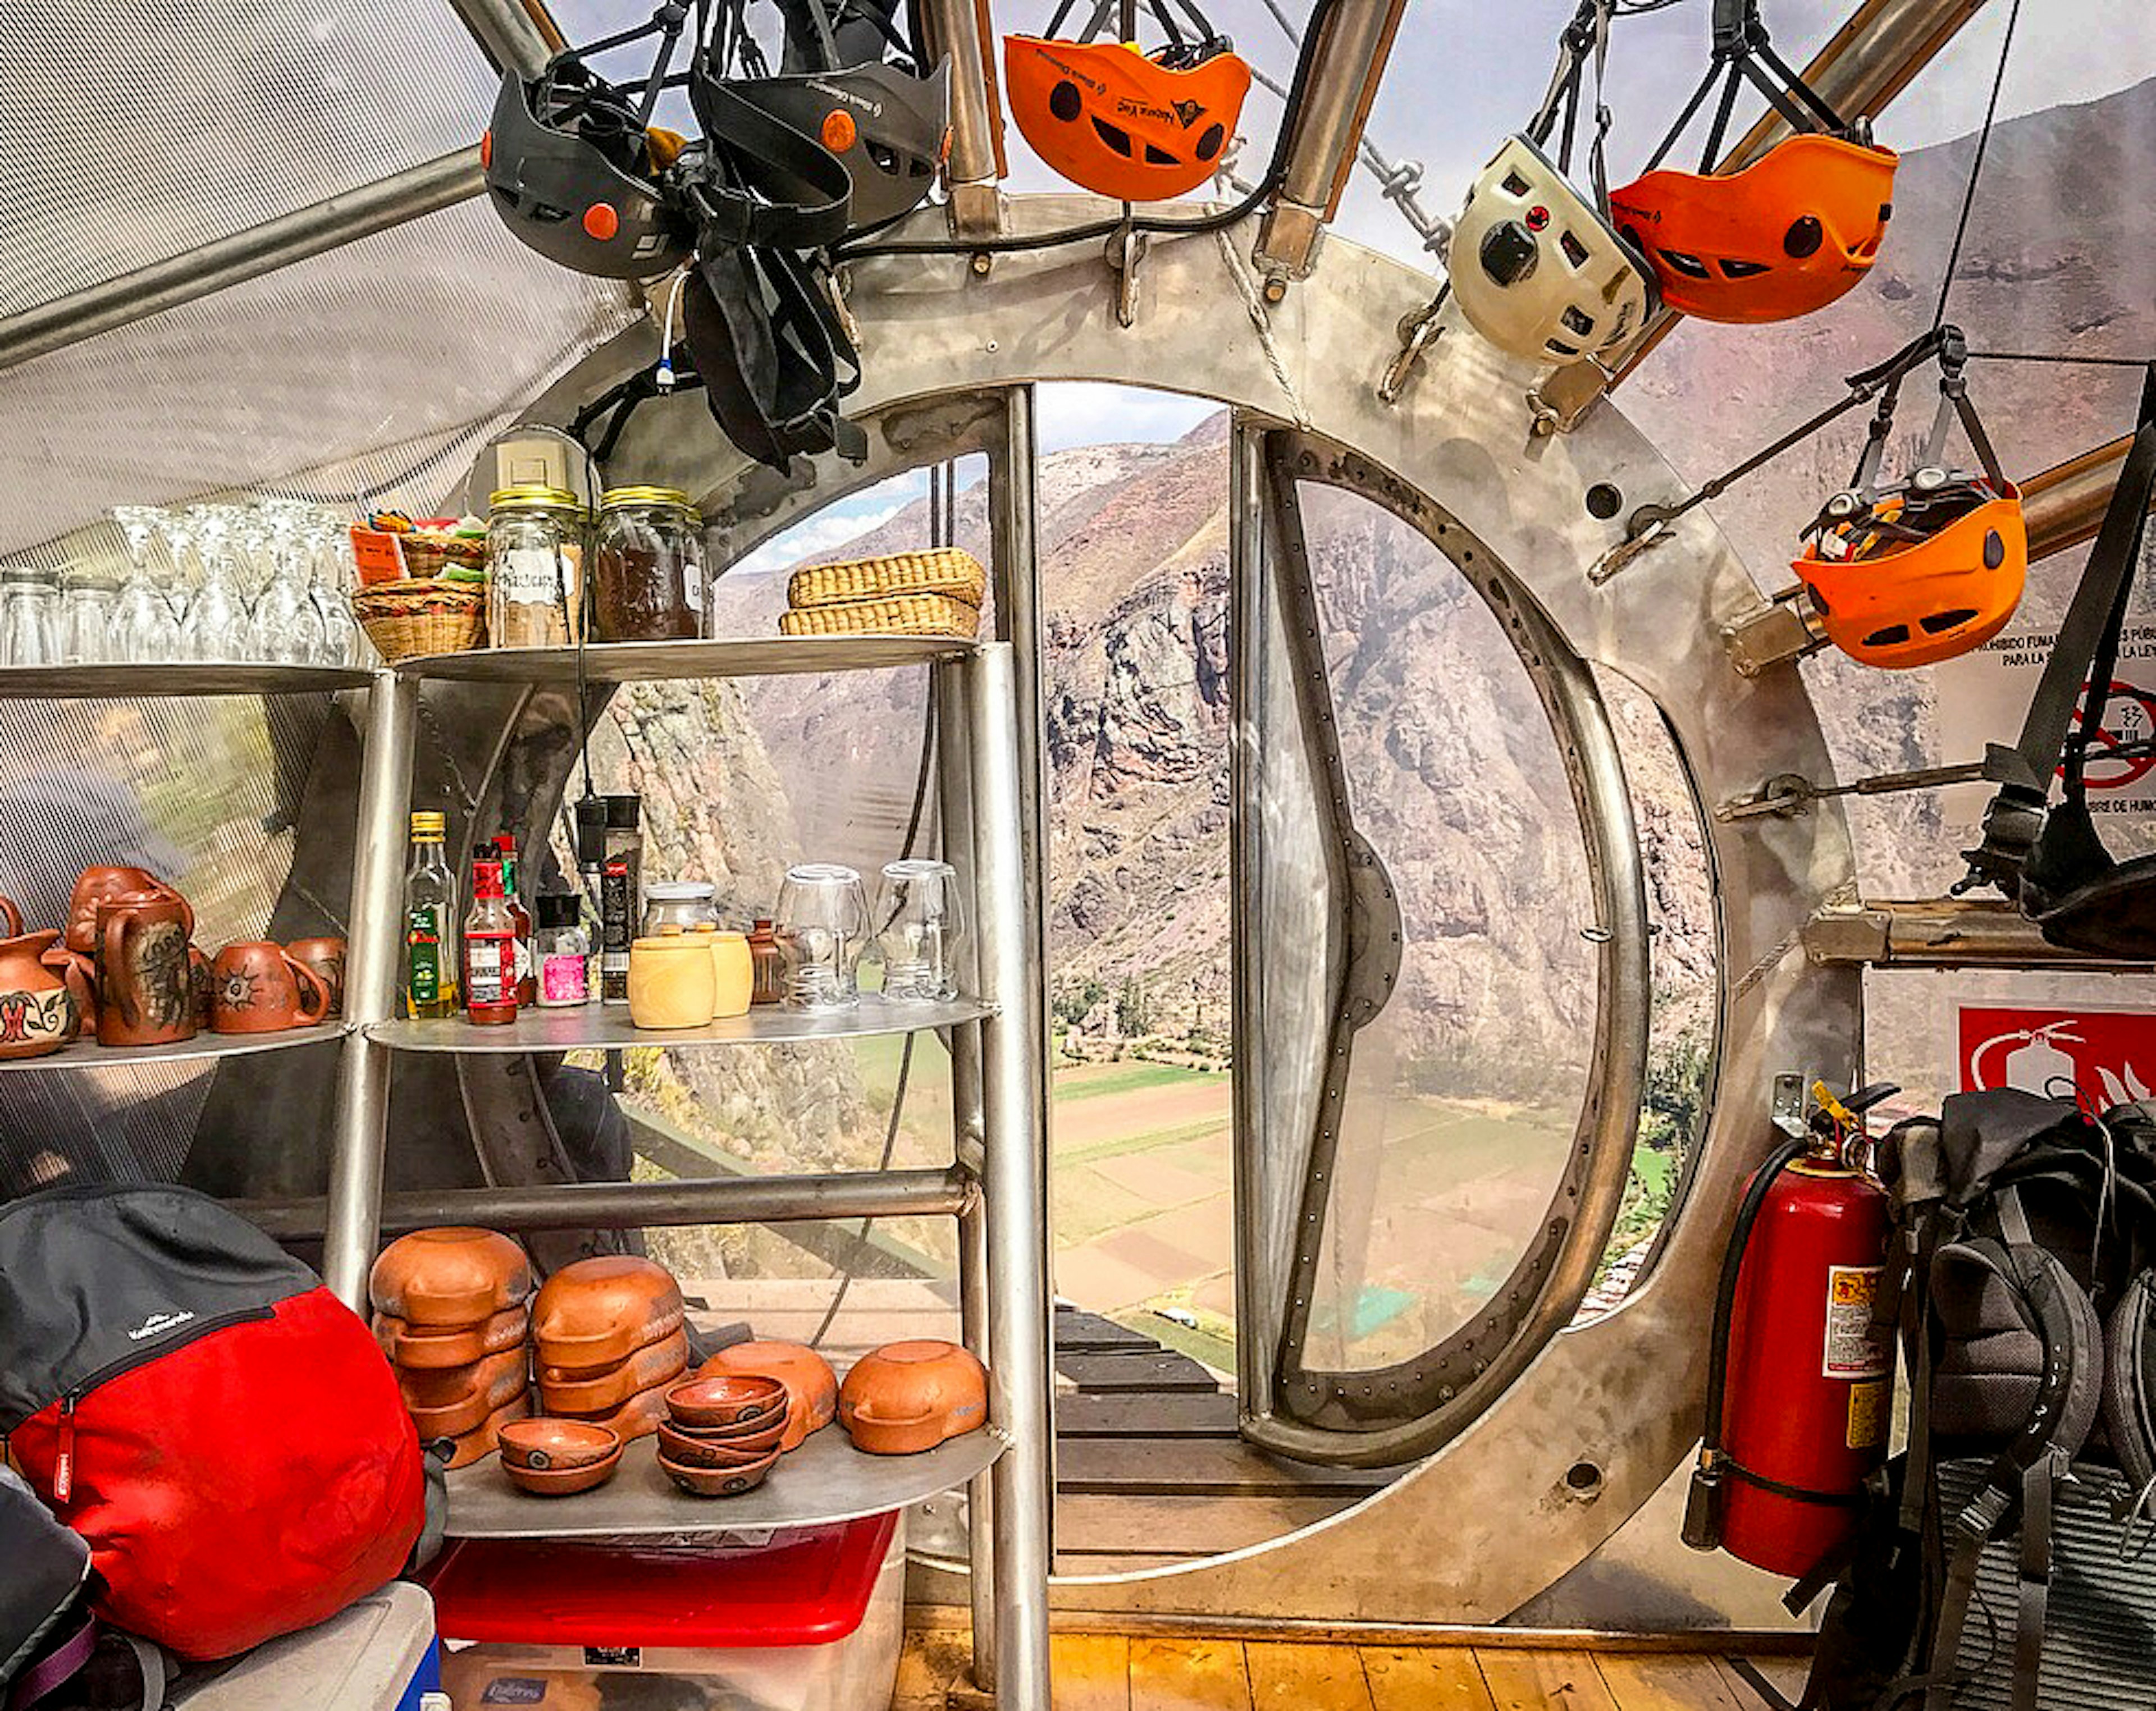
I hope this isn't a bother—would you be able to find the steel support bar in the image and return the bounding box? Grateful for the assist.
[1254,1,1409,281]
[243,1165,975,1242]
[2024,432,2156,564]
[1805,898,2156,970]
[965,642,1053,1711]
[446,0,559,75]
[321,672,419,1309]
[0,152,484,376]
[1536,0,1991,426]
[917,0,1006,237]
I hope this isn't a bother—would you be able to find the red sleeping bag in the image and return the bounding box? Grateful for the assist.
[0,1184,425,1660]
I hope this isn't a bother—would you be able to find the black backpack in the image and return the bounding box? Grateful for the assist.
[1,1465,92,1706]
[1788,1091,2156,1711]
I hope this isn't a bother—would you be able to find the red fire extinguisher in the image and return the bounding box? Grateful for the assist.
[1683,1081,1897,1580]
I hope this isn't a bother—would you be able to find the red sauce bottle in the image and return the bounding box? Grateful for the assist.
[463,858,519,1026]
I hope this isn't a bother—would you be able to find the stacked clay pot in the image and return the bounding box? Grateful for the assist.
[839,1339,989,1454]
[531,1256,688,1441]
[371,1227,534,1467]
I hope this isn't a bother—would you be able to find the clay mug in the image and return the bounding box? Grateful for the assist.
[188,946,214,1031]
[95,894,197,1048]
[211,941,330,1035]
[0,894,81,1060]
[67,866,189,955]
[285,936,348,1018]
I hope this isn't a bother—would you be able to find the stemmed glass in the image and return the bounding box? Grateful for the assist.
[308,518,364,666]
[177,504,254,662]
[109,505,184,663]
[776,863,872,1010]
[248,503,327,664]
[874,859,965,1002]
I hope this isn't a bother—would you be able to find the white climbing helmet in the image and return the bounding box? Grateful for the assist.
[1446,134,1657,367]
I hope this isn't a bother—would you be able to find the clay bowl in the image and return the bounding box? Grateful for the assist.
[497,1419,622,1474]
[657,1446,780,1498]
[659,1405,790,1443]
[376,1305,530,1370]
[551,1377,673,1443]
[536,1329,689,1416]
[838,1339,989,1456]
[402,1347,531,1438]
[503,1443,624,1497]
[664,1372,787,1431]
[656,1419,784,1468]
[697,1340,838,1452]
[531,1256,686,1372]
[369,1228,532,1326]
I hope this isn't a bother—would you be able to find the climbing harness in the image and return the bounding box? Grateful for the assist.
[1004,1,1253,203]
[1608,0,1896,325]
[1444,0,1657,367]
[1793,326,2026,670]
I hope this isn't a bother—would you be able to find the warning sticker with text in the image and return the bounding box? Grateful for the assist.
[1824,1265,1892,1379]
[1847,1377,1890,1451]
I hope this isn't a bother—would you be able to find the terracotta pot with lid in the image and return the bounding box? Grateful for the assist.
[536,1329,689,1416]
[531,1255,685,1371]
[398,1344,532,1416]
[551,1377,674,1443]
[405,1348,532,1441]
[0,895,81,1060]
[839,1339,989,1456]
[369,1227,533,1326]
[373,1303,530,1370]
[696,1340,838,1451]
[438,1392,532,1468]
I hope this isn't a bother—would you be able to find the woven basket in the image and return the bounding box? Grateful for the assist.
[354,578,486,662]
[779,593,981,639]
[396,533,488,580]
[787,548,986,611]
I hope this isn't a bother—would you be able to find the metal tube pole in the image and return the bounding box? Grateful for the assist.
[321,671,418,1309]
[966,642,1053,1711]
[916,0,1005,237]
[243,1165,974,1242]
[937,657,997,1687]
[446,0,559,75]
[0,152,485,376]
[1253,1,1410,282]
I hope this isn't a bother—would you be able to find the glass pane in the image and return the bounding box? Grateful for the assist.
[1292,483,1599,1371]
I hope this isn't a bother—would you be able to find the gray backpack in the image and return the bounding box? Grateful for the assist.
[1,1463,93,1707]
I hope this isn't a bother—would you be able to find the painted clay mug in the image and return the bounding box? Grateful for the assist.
[95,894,196,1048]
[211,941,330,1035]
[285,936,348,1018]
[67,866,189,954]
[0,894,81,1060]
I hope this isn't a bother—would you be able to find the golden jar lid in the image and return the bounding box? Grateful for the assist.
[488,483,586,514]
[599,485,700,521]
[409,811,446,835]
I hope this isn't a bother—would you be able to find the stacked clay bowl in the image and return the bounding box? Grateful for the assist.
[497,1417,624,1497]
[694,1339,838,1452]
[370,1227,533,1467]
[532,1256,688,1442]
[838,1339,989,1455]
[655,1373,789,1496]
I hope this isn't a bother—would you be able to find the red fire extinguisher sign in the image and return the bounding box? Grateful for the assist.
[1959,1003,2156,1104]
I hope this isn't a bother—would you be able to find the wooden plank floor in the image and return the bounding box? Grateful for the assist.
[895,1633,1807,1711]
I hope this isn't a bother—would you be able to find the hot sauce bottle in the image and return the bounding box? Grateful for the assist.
[494,834,538,1008]
[464,857,519,1027]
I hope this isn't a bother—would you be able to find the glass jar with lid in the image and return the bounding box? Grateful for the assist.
[486,484,587,650]
[642,880,718,937]
[593,486,704,642]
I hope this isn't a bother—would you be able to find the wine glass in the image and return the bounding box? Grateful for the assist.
[874,859,965,1002]
[178,504,254,662]
[775,863,871,1010]
[308,518,366,665]
[249,502,327,664]
[109,505,184,663]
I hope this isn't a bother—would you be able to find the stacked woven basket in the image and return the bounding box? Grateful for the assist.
[350,528,487,662]
[780,548,986,639]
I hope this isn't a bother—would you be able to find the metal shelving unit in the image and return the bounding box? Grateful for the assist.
[0,662,373,698]
[0,1021,345,1070]
[369,993,992,1053]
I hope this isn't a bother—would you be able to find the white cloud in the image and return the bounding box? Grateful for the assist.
[1036,383,1219,451]
[727,496,911,579]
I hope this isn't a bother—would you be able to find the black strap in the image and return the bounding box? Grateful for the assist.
[1642,0,1855,175]
[1965,367,2156,891]
[1720,1457,1869,1508]
[1723,1655,1805,1711]
[2011,1452,2058,1711]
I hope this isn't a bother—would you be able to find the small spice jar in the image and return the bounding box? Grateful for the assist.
[643,881,718,937]
[486,484,587,649]
[534,893,590,1008]
[747,918,787,1005]
[593,486,704,642]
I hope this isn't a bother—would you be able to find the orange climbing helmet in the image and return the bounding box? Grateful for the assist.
[1611,134,1896,324]
[1005,2,1250,202]
[1610,0,1895,326]
[1793,327,2027,669]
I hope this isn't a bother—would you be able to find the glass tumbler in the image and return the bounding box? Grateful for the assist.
[0,567,63,667]
[58,566,120,664]
[875,858,965,1002]
[776,863,871,1011]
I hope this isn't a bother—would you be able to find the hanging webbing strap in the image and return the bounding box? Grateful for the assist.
[1963,367,2156,894]
[1642,0,1855,175]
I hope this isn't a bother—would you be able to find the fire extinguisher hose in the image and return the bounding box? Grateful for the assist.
[1701,1133,1811,1463]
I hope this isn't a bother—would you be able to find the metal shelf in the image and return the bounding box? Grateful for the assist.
[443,1424,1004,1540]
[369,994,990,1053]
[0,663,374,699]
[395,635,973,684]
[0,1021,346,1072]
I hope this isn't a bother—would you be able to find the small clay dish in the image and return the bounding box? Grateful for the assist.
[537,1329,690,1416]
[369,1227,532,1326]
[374,1304,529,1370]
[498,1418,621,1474]
[657,1419,784,1468]
[660,1407,789,1443]
[531,1256,686,1372]
[657,1446,779,1497]
[664,1373,787,1430]
[697,1341,838,1453]
[503,1444,624,1497]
